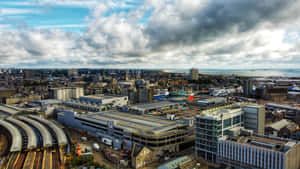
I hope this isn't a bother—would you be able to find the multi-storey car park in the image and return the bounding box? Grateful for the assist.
[58,110,191,152]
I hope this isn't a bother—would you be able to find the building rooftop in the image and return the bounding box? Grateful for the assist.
[158,155,193,169]
[79,110,187,135]
[197,103,263,120]
[266,119,295,131]
[198,104,243,120]
[33,99,62,105]
[266,103,300,111]
[80,95,126,100]
[223,133,298,153]
[129,101,179,112]
[197,97,225,104]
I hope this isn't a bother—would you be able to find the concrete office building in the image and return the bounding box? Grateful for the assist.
[195,103,265,163]
[50,87,84,101]
[217,129,300,169]
[57,110,190,152]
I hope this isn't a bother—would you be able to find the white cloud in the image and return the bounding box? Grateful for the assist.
[0,24,11,29]
[0,8,39,15]
[36,24,87,29]
[1,0,300,68]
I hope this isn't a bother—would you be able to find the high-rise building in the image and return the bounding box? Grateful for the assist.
[137,87,149,103]
[190,68,199,80]
[243,79,253,97]
[195,103,265,163]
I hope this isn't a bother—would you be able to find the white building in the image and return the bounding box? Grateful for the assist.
[217,131,300,169]
[50,87,84,101]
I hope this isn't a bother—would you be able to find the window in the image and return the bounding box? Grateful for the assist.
[223,119,232,128]
[233,115,241,125]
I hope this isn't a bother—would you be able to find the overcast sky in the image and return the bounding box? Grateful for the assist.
[0,0,300,69]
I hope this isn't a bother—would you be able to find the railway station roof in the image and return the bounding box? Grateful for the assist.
[18,116,52,147]
[6,117,37,149]
[29,115,68,145]
[0,120,22,152]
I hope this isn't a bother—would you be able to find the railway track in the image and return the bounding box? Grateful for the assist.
[44,149,52,169]
[14,152,27,169]
[33,151,43,169]
[5,152,19,169]
[52,149,61,169]
[23,151,34,169]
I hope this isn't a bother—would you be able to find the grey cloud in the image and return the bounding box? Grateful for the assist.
[145,0,299,49]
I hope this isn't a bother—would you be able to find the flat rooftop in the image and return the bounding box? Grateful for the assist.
[79,110,185,135]
[80,95,126,100]
[197,97,225,103]
[130,101,179,111]
[266,103,300,111]
[198,105,243,120]
[224,134,297,153]
[198,103,263,120]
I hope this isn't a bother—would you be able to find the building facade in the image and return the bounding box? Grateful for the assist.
[195,103,265,163]
[217,133,300,169]
[50,87,84,101]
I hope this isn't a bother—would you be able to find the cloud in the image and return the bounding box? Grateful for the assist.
[36,24,87,29]
[0,8,39,15]
[1,0,300,68]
